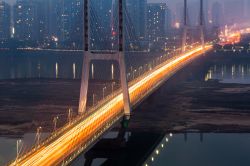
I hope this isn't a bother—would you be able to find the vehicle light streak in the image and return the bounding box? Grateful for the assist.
[10,45,212,166]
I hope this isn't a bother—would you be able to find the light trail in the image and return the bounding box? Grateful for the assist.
[9,45,212,166]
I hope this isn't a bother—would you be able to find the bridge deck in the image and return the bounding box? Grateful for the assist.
[10,45,212,166]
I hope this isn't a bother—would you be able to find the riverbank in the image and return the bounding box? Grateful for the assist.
[131,53,250,133]
[1,53,250,137]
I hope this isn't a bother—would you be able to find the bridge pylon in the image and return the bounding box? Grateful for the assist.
[182,0,188,53]
[78,0,131,118]
[182,0,205,53]
[199,0,205,50]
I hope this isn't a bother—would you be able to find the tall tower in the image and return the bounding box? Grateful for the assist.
[181,0,188,52]
[182,0,205,53]
[0,1,11,40]
[14,0,39,41]
[147,3,167,50]
[78,0,131,118]
[126,0,147,39]
[199,0,205,50]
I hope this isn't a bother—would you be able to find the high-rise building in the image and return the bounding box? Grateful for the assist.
[55,0,72,42]
[35,0,83,46]
[126,0,147,39]
[211,2,223,28]
[91,0,112,49]
[34,0,49,42]
[0,1,11,40]
[147,3,166,45]
[42,0,58,38]
[70,0,83,46]
[14,0,39,41]
[165,6,172,35]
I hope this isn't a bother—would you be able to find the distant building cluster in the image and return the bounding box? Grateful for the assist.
[0,1,11,41]
[0,0,175,50]
[0,0,83,49]
[0,0,248,50]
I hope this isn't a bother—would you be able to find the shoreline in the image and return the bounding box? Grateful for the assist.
[1,53,250,137]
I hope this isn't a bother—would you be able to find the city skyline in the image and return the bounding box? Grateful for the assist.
[1,0,250,165]
[1,0,249,50]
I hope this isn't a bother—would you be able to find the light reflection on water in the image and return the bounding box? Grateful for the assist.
[205,64,250,84]
[0,52,83,80]
[71,132,250,166]
[2,52,250,165]
[0,52,119,80]
[73,63,76,79]
[145,133,250,166]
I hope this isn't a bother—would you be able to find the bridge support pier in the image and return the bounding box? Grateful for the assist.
[119,52,132,117]
[78,51,131,117]
[78,51,90,114]
[78,0,131,118]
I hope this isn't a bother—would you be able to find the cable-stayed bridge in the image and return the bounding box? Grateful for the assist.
[8,0,213,165]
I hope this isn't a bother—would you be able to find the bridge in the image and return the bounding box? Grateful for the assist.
[9,0,213,165]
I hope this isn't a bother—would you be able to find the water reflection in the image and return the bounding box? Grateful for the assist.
[71,131,250,166]
[73,63,76,79]
[71,124,165,166]
[143,133,250,166]
[0,52,120,80]
[111,63,114,80]
[91,63,94,79]
[55,62,59,78]
[205,64,250,84]
[0,50,158,81]
[0,51,83,79]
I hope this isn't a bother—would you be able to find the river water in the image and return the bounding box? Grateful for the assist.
[143,133,250,166]
[1,50,250,165]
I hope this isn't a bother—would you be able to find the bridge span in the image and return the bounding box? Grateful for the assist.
[10,45,212,166]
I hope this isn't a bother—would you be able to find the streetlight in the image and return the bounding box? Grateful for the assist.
[103,86,107,99]
[133,70,137,80]
[127,73,131,81]
[16,139,22,163]
[112,82,116,95]
[144,64,149,72]
[111,63,114,80]
[68,108,73,123]
[36,126,42,146]
[92,94,96,106]
[53,116,59,132]
[139,66,143,76]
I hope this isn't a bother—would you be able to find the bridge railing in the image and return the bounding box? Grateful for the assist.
[8,43,208,166]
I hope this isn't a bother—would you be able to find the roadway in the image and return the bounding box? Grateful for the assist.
[10,45,212,166]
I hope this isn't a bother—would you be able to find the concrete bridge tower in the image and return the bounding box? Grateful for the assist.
[78,0,131,118]
[182,0,205,53]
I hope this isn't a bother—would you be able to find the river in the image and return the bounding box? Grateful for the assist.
[1,50,250,165]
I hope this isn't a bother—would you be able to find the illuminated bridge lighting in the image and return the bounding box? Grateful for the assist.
[142,133,174,166]
[9,45,212,166]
